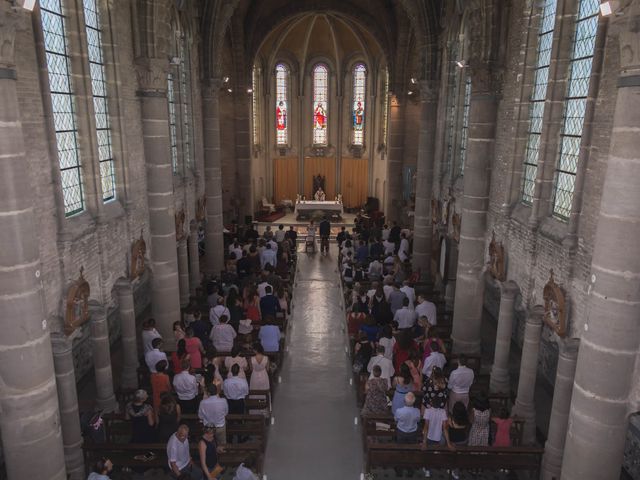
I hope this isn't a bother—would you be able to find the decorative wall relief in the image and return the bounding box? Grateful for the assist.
[488,230,506,281]
[452,211,461,243]
[130,230,146,280]
[196,195,206,221]
[431,197,441,224]
[175,209,186,241]
[65,267,90,335]
[543,269,567,337]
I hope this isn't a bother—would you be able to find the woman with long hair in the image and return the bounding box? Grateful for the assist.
[171,339,190,374]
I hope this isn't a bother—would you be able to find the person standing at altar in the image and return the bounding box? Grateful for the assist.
[314,188,326,201]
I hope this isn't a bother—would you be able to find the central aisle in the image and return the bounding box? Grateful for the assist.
[263,244,363,479]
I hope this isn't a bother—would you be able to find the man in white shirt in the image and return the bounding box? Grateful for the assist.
[383,238,395,255]
[166,425,203,479]
[367,345,395,388]
[145,338,168,373]
[448,355,475,412]
[257,278,272,298]
[398,232,410,262]
[394,298,417,330]
[415,295,437,326]
[228,241,243,261]
[267,238,278,253]
[141,318,162,353]
[367,258,383,281]
[173,360,199,414]
[400,280,416,310]
[198,384,228,445]
[381,224,390,241]
[223,364,249,414]
[260,243,277,269]
[274,224,286,243]
[209,297,230,326]
[210,314,237,352]
[421,342,447,377]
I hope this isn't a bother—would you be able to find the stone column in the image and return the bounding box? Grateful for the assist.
[451,64,498,354]
[137,59,181,340]
[512,305,544,445]
[0,7,67,479]
[234,95,253,221]
[385,93,405,223]
[51,334,84,480]
[562,7,640,478]
[202,79,225,276]
[114,278,138,390]
[412,84,438,279]
[541,338,579,480]
[178,239,190,306]
[188,220,200,296]
[490,281,520,394]
[88,301,118,412]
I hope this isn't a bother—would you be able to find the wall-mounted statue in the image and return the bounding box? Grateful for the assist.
[175,209,186,241]
[65,267,90,335]
[488,230,506,282]
[130,230,146,280]
[543,269,567,337]
[196,195,206,222]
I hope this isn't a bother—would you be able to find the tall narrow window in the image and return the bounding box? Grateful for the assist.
[252,65,259,146]
[382,69,389,147]
[83,0,115,202]
[459,75,472,174]
[312,64,328,145]
[445,43,460,176]
[275,63,288,145]
[178,36,192,169]
[167,73,178,172]
[40,0,85,216]
[352,63,367,146]
[522,0,558,204]
[552,0,599,219]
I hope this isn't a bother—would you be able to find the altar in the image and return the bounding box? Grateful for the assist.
[294,200,343,220]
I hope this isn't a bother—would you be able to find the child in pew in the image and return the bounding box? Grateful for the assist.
[491,407,513,447]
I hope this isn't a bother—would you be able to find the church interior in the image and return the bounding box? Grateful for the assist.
[0,0,639,478]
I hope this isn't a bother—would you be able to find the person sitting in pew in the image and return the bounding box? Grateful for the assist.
[87,457,113,480]
[167,424,203,479]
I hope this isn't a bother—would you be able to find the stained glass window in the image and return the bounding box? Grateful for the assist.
[312,64,328,145]
[352,64,366,146]
[252,65,259,146]
[40,0,85,216]
[459,75,472,174]
[83,0,115,202]
[522,0,557,204]
[445,42,460,176]
[167,73,178,172]
[552,0,599,219]
[275,63,288,145]
[382,69,389,147]
[178,36,192,169]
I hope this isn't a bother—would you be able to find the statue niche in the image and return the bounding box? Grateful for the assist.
[65,267,90,336]
[543,269,567,338]
[488,230,506,282]
[130,230,146,280]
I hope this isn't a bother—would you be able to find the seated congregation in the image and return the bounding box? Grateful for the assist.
[84,227,296,480]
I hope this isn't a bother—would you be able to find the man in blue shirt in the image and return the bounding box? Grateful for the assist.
[259,316,281,352]
[394,392,421,477]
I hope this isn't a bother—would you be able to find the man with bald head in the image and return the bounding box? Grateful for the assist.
[167,424,203,479]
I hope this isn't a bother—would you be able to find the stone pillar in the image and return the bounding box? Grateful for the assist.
[412,84,438,279]
[562,7,640,478]
[385,94,405,223]
[490,281,520,394]
[188,220,200,296]
[114,278,138,390]
[444,239,458,312]
[137,59,181,340]
[234,95,253,221]
[202,79,225,276]
[178,239,190,306]
[0,7,67,479]
[51,334,84,480]
[88,301,118,412]
[512,305,544,445]
[541,338,579,480]
[451,64,498,354]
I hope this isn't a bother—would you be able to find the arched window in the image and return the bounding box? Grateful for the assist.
[275,63,288,145]
[40,0,85,216]
[382,68,389,147]
[459,75,472,174]
[521,0,558,204]
[352,63,367,146]
[178,34,193,169]
[252,65,260,146]
[83,0,116,202]
[312,64,329,145]
[167,73,178,172]
[552,0,599,219]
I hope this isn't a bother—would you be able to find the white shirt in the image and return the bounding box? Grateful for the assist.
[421,351,447,377]
[423,407,448,442]
[383,240,395,255]
[368,261,383,278]
[274,229,286,242]
[400,286,416,309]
[209,305,230,326]
[378,337,396,361]
[267,239,278,252]
[260,249,277,269]
[394,307,417,329]
[173,371,198,400]
[210,323,237,352]
[223,376,249,400]
[383,284,393,301]
[448,365,475,394]
[145,348,168,373]
[415,300,437,326]
[257,281,272,298]
[398,238,410,260]
[229,245,243,260]
[142,328,161,353]
[166,433,191,471]
[367,354,395,388]
[198,395,228,427]
[381,228,390,241]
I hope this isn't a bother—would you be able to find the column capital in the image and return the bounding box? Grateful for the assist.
[526,304,545,326]
[202,78,223,99]
[557,337,580,359]
[51,332,76,355]
[499,280,520,300]
[87,299,107,318]
[0,4,19,70]
[136,58,169,96]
